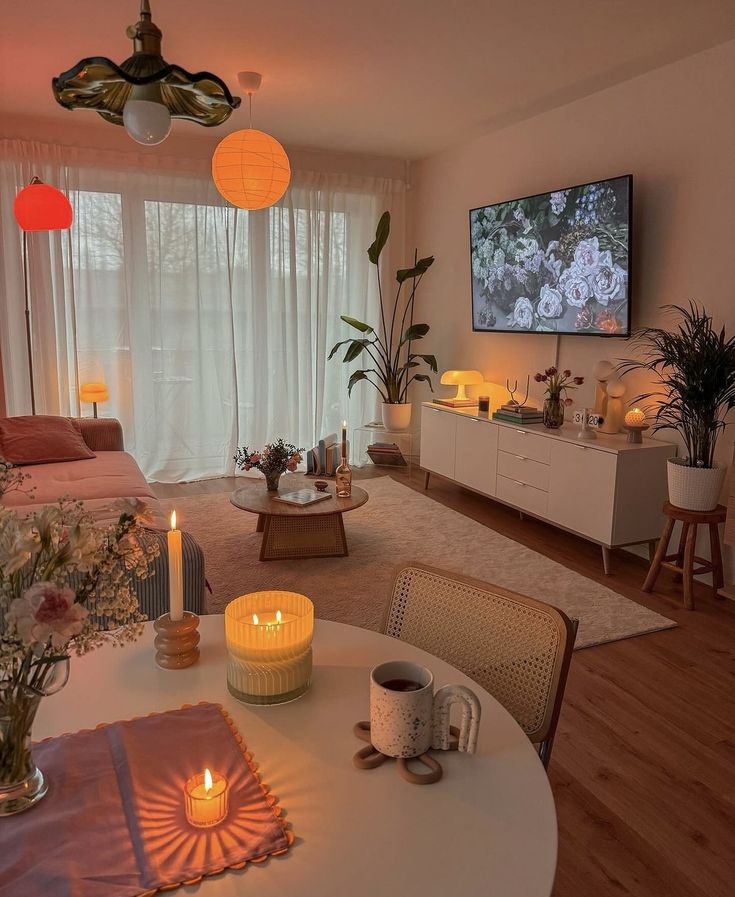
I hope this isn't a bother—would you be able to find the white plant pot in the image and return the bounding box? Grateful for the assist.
[666,458,726,511]
[381,402,412,431]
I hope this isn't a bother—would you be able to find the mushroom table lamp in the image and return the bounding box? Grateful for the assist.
[80,383,109,418]
[439,370,484,407]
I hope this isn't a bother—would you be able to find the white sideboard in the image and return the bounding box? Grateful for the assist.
[420,402,677,572]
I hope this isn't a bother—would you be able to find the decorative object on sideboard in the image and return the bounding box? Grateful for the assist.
[478,395,491,413]
[573,408,602,440]
[329,212,436,432]
[13,178,74,415]
[212,72,291,211]
[505,376,530,409]
[491,376,542,424]
[434,370,483,407]
[0,466,158,815]
[52,1,240,146]
[234,439,304,492]
[534,367,584,429]
[79,382,109,418]
[597,378,626,434]
[592,360,615,415]
[619,302,735,511]
[622,408,649,444]
[225,591,314,705]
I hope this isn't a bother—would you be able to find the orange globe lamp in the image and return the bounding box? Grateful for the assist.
[211,128,291,211]
[14,180,72,232]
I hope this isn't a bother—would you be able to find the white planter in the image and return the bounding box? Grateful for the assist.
[667,458,726,511]
[381,402,412,431]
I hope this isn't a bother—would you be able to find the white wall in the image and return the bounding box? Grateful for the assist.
[409,40,735,574]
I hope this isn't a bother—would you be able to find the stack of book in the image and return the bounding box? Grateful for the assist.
[306,433,346,477]
[367,441,407,467]
[492,403,543,425]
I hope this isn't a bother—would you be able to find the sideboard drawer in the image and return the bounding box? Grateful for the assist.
[497,450,550,492]
[497,474,549,517]
[498,427,551,465]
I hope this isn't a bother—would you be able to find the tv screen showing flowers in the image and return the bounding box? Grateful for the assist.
[469,175,631,336]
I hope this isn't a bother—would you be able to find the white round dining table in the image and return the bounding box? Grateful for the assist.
[35,616,557,897]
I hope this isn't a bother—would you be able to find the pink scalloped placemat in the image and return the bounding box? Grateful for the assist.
[0,702,293,897]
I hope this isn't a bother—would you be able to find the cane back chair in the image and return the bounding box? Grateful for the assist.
[383,563,577,767]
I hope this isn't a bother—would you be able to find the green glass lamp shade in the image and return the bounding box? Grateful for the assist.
[52,1,240,129]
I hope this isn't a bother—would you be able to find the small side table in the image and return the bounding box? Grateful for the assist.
[643,502,727,609]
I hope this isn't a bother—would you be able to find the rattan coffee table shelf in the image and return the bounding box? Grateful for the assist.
[230,474,368,561]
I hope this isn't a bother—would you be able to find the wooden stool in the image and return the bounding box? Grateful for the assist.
[643,502,726,609]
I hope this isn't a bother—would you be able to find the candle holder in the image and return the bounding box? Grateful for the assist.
[154,611,200,670]
[623,423,649,444]
[336,457,352,497]
[225,591,314,705]
[184,769,229,827]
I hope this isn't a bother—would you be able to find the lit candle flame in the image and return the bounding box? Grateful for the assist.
[276,610,282,624]
[204,768,213,795]
[170,510,177,530]
[252,613,259,625]
[342,420,347,428]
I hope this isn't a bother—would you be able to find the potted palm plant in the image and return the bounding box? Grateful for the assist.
[619,303,735,511]
[328,211,436,431]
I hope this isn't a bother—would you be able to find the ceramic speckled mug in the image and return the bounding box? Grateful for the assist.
[370,661,481,759]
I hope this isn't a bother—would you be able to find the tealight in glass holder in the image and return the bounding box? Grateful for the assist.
[225,591,314,705]
[184,768,228,828]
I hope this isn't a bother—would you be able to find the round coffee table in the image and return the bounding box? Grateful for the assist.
[230,473,368,561]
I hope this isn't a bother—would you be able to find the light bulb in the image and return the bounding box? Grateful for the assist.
[123,84,171,146]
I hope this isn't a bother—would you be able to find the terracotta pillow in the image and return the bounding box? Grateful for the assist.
[0,416,96,466]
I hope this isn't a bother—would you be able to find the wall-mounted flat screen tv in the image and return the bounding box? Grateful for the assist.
[469,174,632,337]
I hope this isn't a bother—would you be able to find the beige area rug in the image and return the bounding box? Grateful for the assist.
[162,477,675,650]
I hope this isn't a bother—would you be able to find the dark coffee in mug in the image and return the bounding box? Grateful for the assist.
[381,678,423,692]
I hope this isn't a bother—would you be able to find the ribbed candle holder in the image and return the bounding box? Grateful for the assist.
[225,591,314,705]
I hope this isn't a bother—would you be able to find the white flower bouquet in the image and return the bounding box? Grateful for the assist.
[0,462,160,814]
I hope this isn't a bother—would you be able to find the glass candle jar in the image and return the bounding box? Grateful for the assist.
[225,591,314,705]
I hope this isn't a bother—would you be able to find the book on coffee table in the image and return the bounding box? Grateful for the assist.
[273,490,333,506]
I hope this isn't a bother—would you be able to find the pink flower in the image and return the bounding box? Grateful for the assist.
[563,369,572,378]
[533,372,544,382]
[9,582,88,649]
[545,366,557,376]
[242,463,251,472]
[286,459,298,471]
[249,453,261,464]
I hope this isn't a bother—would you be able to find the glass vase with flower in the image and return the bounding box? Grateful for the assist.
[0,465,159,815]
[534,367,585,429]
[234,439,304,491]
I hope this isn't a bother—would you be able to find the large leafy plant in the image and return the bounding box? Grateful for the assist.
[618,303,735,468]
[329,211,436,404]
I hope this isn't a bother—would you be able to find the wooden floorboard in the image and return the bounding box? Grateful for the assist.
[151,466,735,897]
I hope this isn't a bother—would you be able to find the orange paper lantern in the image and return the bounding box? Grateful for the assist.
[14,181,73,232]
[211,129,291,211]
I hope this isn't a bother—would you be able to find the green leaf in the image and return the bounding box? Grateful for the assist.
[367,211,391,265]
[396,256,435,283]
[412,373,434,392]
[343,339,371,363]
[328,338,352,360]
[340,315,374,334]
[410,353,438,372]
[347,370,369,396]
[401,323,430,344]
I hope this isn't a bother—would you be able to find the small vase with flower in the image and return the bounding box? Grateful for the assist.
[534,367,585,429]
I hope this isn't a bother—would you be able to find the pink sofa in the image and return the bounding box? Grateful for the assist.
[0,417,204,617]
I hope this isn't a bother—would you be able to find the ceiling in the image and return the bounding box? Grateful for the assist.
[2,0,734,159]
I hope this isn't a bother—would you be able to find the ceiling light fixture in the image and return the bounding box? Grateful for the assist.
[211,72,291,211]
[52,1,240,146]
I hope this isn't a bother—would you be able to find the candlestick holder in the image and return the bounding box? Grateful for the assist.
[154,611,201,670]
[623,423,649,444]
[336,457,352,497]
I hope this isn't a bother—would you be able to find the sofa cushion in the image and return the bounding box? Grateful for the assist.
[0,415,95,465]
[1,451,167,528]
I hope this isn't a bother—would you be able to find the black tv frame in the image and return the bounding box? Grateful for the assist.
[468,173,633,338]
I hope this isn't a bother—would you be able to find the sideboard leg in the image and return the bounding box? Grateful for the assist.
[601,545,612,575]
[424,471,430,490]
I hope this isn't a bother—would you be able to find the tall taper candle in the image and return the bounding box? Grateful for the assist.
[341,420,348,460]
[168,510,184,622]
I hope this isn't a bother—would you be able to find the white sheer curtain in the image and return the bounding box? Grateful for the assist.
[0,140,406,481]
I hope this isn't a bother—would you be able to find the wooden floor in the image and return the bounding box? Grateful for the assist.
[152,467,735,897]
